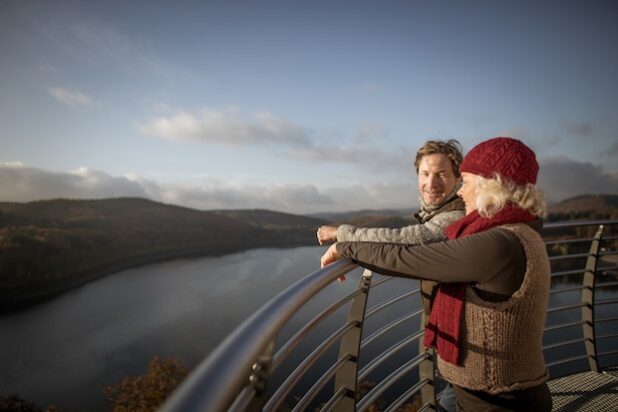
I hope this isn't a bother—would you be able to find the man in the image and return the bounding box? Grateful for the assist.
[317,139,464,251]
[316,139,465,412]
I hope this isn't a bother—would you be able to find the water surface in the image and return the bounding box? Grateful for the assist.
[0,246,327,411]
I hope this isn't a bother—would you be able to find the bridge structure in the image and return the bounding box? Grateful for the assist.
[161,219,618,412]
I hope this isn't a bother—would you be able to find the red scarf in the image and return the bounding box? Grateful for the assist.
[422,204,536,365]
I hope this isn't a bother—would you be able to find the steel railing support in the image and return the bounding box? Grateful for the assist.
[582,225,603,372]
[161,220,618,412]
[333,269,373,411]
[419,312,437,411]
[244,340,275,410]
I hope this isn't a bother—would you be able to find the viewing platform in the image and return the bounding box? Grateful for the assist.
[548,367,618,411]
[161,219,618,411]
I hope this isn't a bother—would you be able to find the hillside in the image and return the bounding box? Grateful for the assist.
[213,208,327,229]
[309,208,416,224]
[0,198,321,310]
[547,194,618,220]
[342,215,417,228]
[212,208,328,246]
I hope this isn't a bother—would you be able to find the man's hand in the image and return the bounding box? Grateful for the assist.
[317,225,338,245]
[320,243,341,268]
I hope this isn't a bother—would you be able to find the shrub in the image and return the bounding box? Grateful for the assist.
[104,356,189,412]
[0,394,57,412]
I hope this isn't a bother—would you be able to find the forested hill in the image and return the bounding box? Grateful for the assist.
[0,198,326,310]
[213,208,327,229]
[547,194,618,220]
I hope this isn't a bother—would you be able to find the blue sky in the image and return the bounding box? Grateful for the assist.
[1,0,617,213]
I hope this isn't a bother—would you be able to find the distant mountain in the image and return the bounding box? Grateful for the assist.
[308,208,416,224]
[213,208,327,229]
[547,194,618,220]
[342,215,417,228]
[0,198,321,311]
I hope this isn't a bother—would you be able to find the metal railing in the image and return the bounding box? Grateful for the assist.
[161,219,618,412]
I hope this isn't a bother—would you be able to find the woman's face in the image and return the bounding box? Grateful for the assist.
[457,172,478,215]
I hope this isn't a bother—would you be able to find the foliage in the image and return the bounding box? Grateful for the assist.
[0,394,57,412]
[0,198,323,310]
[104,356,189,412]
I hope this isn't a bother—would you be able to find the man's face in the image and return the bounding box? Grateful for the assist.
[417,153,458,206]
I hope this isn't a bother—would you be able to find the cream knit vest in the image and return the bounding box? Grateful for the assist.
[438,223,551,394]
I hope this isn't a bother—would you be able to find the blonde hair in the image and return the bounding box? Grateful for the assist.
[474,173,547,218]
[414,139,464,177]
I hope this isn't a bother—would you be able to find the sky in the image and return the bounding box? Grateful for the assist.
[1,0,617,214]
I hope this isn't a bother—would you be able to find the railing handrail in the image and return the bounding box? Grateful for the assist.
[162,218,618,412]
[543,218,618,229]
[161,258,358,412]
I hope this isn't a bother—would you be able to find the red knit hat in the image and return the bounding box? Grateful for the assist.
[460,137,538,185]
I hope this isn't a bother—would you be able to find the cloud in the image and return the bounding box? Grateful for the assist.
[291,145,412,173]
[66,19,194,84]
[324,182,418,212]
[14,6,193,87]
[0,164,147,202]
[360,82,380,93]
[49,87,97,108]
[137,109,311,147]
[358,123,390,142]
[4,157,613,214]
[605,141,618,157]
[561,122,593,137]
[156,182,335,212]
[0,161,26,168]
[0,163,417,213]
[142,180,418,213]
[538,157,618,203]
[137,107,408,175]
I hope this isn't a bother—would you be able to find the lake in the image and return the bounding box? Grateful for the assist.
[1,246,616,411]
[0,246,333,411]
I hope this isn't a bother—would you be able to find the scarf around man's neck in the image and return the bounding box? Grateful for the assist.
[415,184,462,224]
[422,204,536,365]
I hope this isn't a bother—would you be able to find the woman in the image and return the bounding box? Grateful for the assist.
[321,137,552,412]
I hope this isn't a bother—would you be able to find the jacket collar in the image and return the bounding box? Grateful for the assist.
[415,186,464,224]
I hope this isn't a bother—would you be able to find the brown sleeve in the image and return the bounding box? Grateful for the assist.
[336,228,523,283]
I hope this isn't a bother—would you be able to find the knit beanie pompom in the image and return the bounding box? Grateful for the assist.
[460,137,539,185]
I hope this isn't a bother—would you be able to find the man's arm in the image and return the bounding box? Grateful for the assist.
[336,210,464,245]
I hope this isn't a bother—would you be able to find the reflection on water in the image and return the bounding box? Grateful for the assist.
[1,246,616,411]
[0,247,327,411]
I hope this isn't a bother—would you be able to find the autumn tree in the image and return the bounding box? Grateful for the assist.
[104,356,188,412]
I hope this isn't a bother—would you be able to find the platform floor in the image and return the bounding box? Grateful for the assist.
[548,367,618,411]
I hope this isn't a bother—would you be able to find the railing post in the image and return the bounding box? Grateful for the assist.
[419,312,437,411]
[333,269,373,411]
[582,224,604,373]
[243,340,275,411]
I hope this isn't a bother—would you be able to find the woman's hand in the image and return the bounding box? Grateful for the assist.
[321,243,346,283]
[320,243,341,268]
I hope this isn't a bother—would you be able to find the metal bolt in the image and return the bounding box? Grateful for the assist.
[249,374,258,384]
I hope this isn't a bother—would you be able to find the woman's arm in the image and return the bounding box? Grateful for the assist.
[329,228,523,283]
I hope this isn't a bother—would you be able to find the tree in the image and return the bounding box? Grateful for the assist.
[104,356,188,412]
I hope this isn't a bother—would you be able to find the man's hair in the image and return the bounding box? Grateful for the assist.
[414,139,464,177]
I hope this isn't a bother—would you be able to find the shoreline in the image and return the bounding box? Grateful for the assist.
[0,237,320,314]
